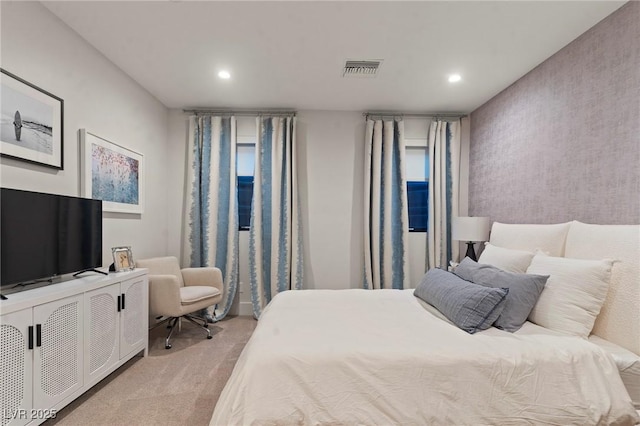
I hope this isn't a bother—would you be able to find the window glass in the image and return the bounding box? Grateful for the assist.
[237,144,255,230]
[238,176,253,230]
[405,147,428,232]
[405,147,428,180]
[237,144,255,176]
[407,181,428,232]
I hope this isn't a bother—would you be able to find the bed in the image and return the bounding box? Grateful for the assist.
[211,221,640,425]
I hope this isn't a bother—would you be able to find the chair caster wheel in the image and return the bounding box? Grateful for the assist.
[207,335,212,339]
[165,344,172,349]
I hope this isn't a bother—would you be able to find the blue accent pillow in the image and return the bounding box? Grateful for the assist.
[414,268,509,334]
[454,258,549,332]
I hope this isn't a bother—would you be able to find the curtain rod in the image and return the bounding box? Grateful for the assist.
[363,111,467,120]
[183,108,296,117]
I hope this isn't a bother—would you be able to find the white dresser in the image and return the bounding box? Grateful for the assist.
[0,269,148,426]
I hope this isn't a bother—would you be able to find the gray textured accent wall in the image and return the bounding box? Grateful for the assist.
[469,2,639,225]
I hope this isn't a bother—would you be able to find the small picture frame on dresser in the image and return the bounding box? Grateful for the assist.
[112,246,135,272]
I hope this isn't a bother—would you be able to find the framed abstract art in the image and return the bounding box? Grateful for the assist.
[80,129,145,214]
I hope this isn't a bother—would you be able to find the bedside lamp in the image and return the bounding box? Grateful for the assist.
[452,217,491,261]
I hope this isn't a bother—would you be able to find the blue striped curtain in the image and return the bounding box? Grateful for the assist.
[249,116,303,318]
[183,115,239,320]
[426,120,461,269]
[363,119,410,290]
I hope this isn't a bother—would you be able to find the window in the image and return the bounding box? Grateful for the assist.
[237,143,255,231]
[238,176,253,230]
[405,145,429,232]
[407,181,428,232]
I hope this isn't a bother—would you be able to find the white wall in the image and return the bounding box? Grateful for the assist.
[166,111,190,263]
[1,2,170,266]
[297,111,365,289]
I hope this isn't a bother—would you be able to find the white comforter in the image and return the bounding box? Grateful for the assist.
[211,289,639,425]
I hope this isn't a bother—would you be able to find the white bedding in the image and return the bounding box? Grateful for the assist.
[589,335,640,410]
[211,289,639,425]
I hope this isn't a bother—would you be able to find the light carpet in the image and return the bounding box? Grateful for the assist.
[46,315,257,426]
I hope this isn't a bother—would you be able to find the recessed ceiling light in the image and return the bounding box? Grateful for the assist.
[448,74,462,83]
[218,70,231,80]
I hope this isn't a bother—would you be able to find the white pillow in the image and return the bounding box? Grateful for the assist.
[527,254,614,338]
[478,243,535,273]
[489,222,571,256]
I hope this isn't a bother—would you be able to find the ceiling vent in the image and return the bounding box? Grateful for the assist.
[343,60,382,78]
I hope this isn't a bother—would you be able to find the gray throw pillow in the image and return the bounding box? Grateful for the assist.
[414,268,509,334]
[454,257,549,332]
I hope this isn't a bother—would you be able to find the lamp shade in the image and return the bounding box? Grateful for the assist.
[452,217,491,242]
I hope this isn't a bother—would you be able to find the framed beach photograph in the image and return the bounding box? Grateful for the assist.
[0,69,64,169]
[112,246,135,272]
[80,129,145,214]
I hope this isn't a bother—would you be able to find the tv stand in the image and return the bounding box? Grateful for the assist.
[0,269,148,426]
[73,268,108,277]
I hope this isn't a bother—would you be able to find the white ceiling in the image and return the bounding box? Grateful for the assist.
[44,1,625,113]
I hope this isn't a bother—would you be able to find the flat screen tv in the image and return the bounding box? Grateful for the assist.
[1,188,102,289]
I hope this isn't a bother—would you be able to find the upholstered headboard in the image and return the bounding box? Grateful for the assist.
[564,222,640,355]
[489,221,640,355]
